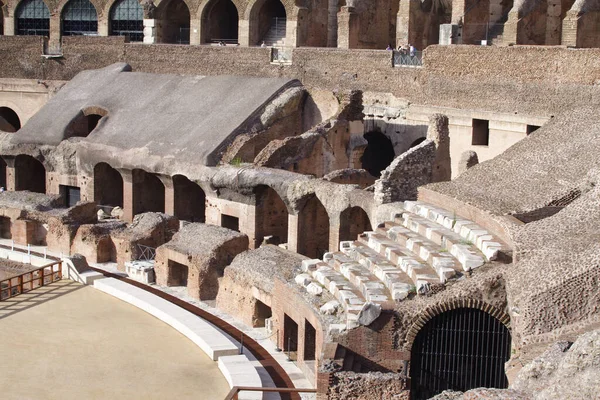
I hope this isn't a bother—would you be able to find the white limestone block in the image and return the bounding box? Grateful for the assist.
[301,259,321,272]
[320,300,341,315]
[295,273,312,287]
[357,302,382,326]
[305,282,323,295]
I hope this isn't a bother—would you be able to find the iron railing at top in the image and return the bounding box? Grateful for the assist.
[0,260,62,301]
[136,244,156,261]
[224,386,317,400]
[393,50,423,67]
[271,47,293,63]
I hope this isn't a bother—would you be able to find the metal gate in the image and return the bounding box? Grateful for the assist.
[410,308,511,400]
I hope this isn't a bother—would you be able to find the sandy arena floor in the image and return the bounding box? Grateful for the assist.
[0,280,229,400]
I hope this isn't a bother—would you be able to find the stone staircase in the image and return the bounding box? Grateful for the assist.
[261,18,286,47]
[294,200,510,330]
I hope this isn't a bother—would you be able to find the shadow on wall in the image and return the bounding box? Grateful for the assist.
[302,90,340,132]
[0,107,21,132]
[361,131,395,177]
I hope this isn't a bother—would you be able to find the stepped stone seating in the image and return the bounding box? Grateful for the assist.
[294,200,509,329]
[402,201,507,261]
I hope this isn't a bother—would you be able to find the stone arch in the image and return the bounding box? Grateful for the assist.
[254,184,288,247]
[132,169,165,216]
[108,0,144,41]
[361,131,395,177]
[94,162,123,208]
[156,0,191,43]
[200,0,239,43]
[297,195,330,259]
[14,0,51,36]
[0,107,21,132]
[409,136,426,148]
[64,110,104,139]
[409,304,511,399]
[247,0,287,45]
[15,154,46,193]
[339,206,372,242]
[173,174,206,222]
[405,299,511,349]
[60,0,99,36]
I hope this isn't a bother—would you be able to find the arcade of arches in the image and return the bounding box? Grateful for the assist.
[202,0,239,43]
[158,0,190,44]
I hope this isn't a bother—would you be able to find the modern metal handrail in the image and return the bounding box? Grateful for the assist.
[0,260,62,301]
[224,386,317,400]
[393,50,423,67]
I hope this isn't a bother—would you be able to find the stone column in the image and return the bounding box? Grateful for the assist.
[337,6,359,49]
[120,169,134,223]
[98,15,109,36]
[328,222,340,253]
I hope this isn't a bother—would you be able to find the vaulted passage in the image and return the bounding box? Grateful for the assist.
[64,112,103,139]
[361,131,395,177]
[250,0,286,45]
[132,169,165,216]
[94,162,123,208]
[0,107,21,132]
[339,206,371,242]
[173,174,205,222]
[15,155,45,193]
[203,0,239,43]
[297,196,330,258]
[410,308,511,400]
[159,0,190,44]
[254,185,288,247]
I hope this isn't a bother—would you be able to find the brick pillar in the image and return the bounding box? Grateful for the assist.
[396,0,421,46]
[98,15,109,36]
[158,175,175,216]
[287,213,300,253]
[327,0,338,47]
[3,16,14,35]
[337,6,359,49]
[502,9,519,44]
[561,10,578,46]
[328,222,340,253]
[48,14,61,54]
[238,19,250,46]
[4,157,15,191]
[190,18,200,45]
[121,169,134,223]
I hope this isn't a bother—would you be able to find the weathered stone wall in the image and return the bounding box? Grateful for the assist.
[322,371,409,400]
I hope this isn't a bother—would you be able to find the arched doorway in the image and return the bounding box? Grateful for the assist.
[15,0,50,36]
[15,155,45,193]
[202,0,239,44]
[132,169,165,216]
[297,196,330,258]
[254,185,288,247]
[339,206,371,242]
[173,175,205,222]
[250,0,286,45]
[0,107,21,132]
[361,131,395,177]
[61,0,98,36]
[110,0,144,42]
[64,112,103,138]
[159,0,190,43]
[410,308,511,399]
[94,162,123,208]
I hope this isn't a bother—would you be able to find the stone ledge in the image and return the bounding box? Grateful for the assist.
[218,355,263,400]
[93,277,240,361]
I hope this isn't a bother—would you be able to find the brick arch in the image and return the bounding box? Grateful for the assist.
[81,105,109,117]
[102,0,142,22]
[6,0,52,19]
[154,0,193,15]
[196,0,243,21]
[56,0,102,19]
[404,299,511,351]
[243,0,298,21]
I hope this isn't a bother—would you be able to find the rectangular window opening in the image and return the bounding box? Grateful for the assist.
[472,119,490,146]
